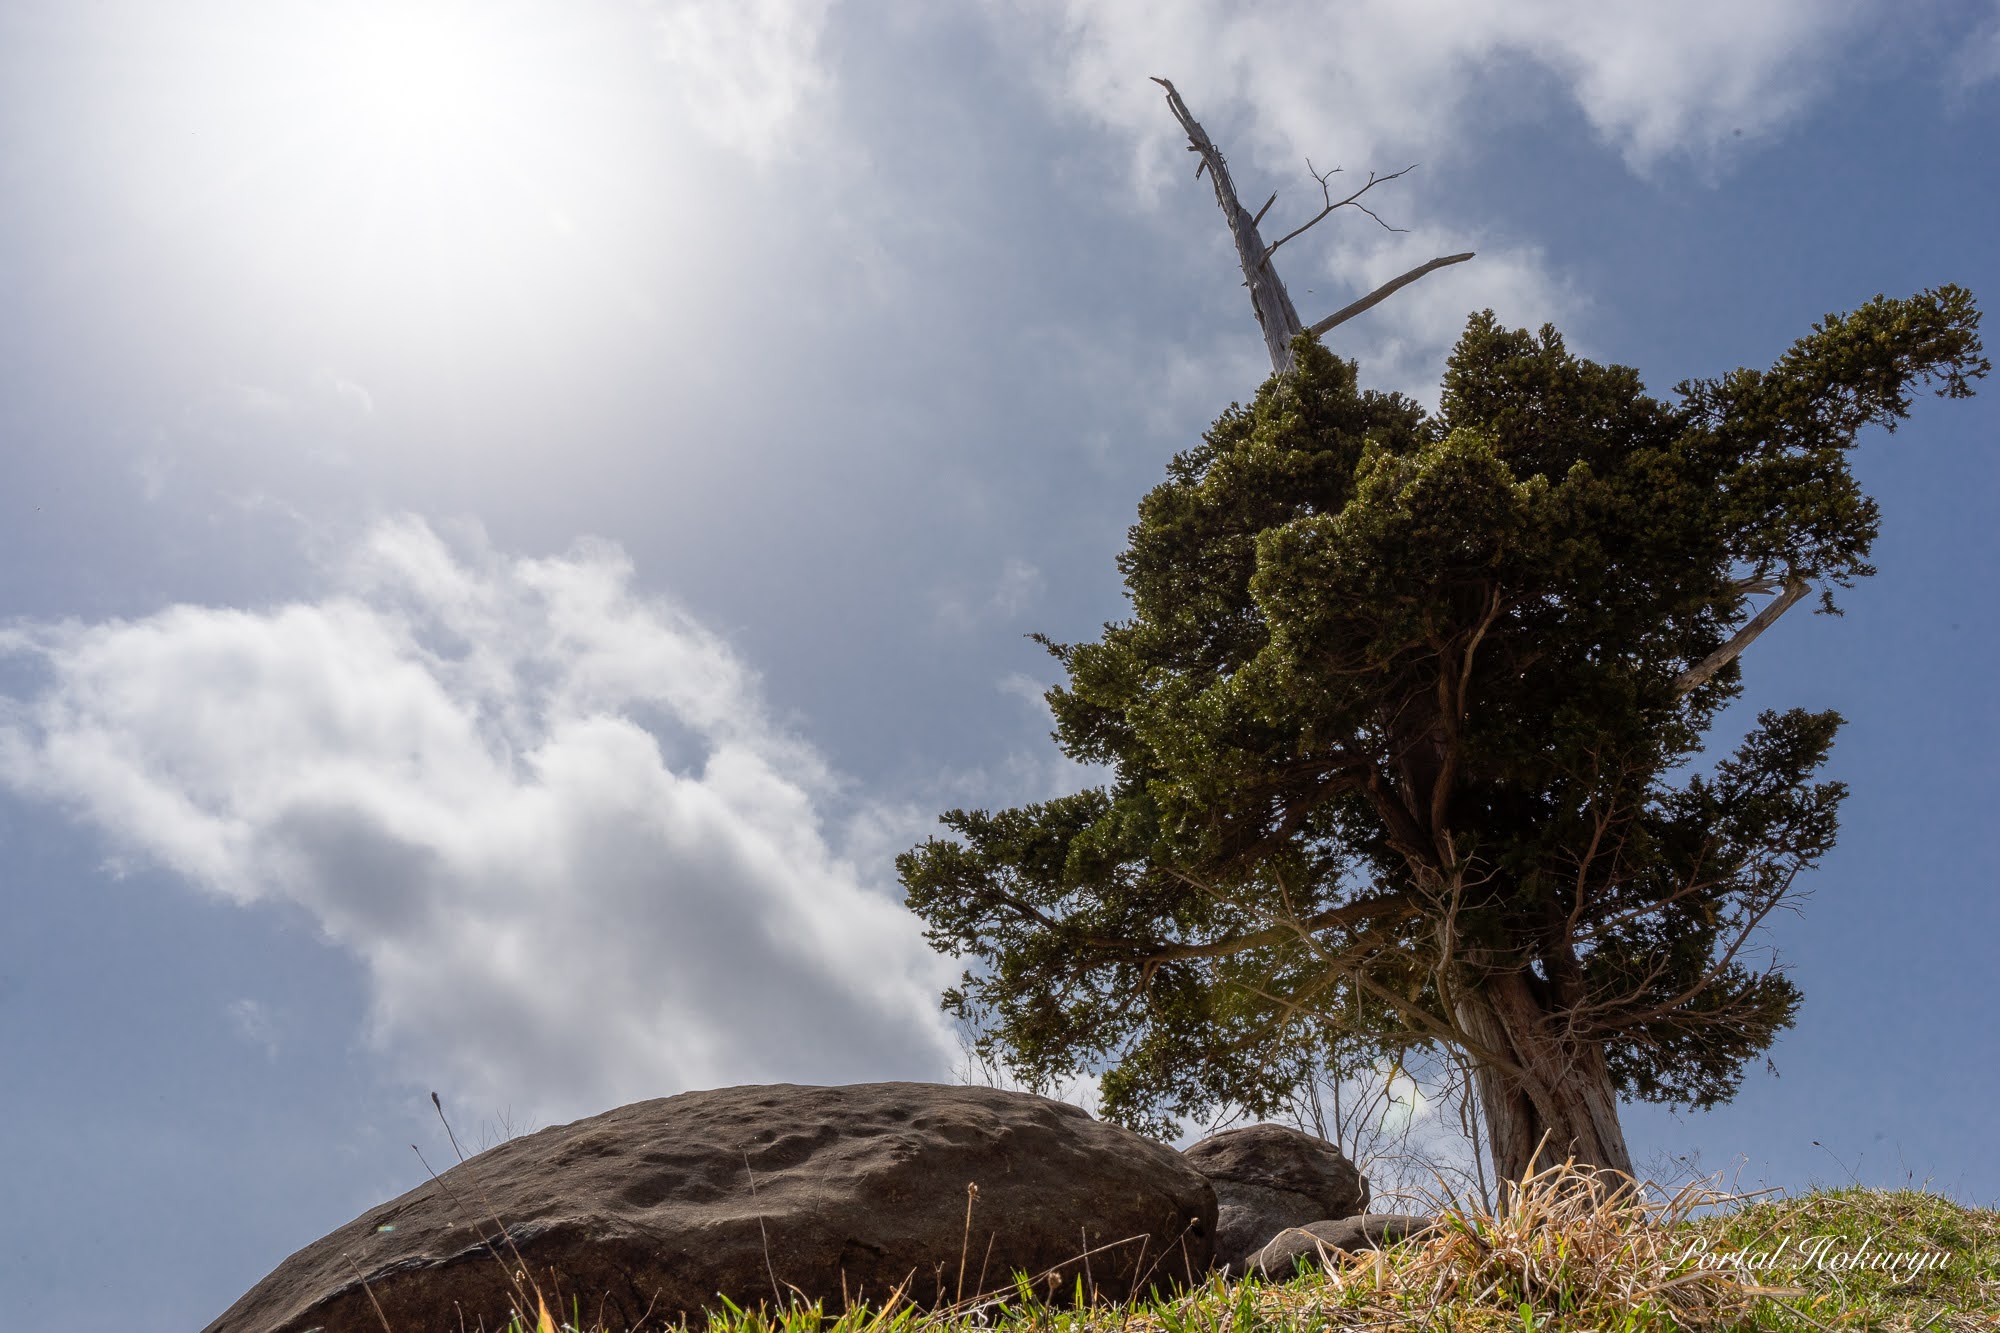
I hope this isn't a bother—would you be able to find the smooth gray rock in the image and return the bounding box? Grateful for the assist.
[1252,1214,1438,1279]
[204,1083,1217,1333]
[1180,1124,1370,1273]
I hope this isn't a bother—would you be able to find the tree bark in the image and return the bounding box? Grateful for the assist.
[1453,967,1634,1192]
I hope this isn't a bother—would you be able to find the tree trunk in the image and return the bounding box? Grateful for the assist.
[1454,968,1634,1193]
[1153,78,1303,375]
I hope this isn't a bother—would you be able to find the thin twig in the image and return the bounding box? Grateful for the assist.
[1262,160,1418,261]
[340,1252,397,1333]
[742,1148,784,1312]
[956,1181,980,1306]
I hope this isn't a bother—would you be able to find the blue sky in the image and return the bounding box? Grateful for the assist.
[2,2,1996,1327]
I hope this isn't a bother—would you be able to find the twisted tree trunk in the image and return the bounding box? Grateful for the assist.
[1454,965,1634,1188]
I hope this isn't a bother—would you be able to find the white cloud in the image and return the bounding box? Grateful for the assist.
[226,383,292,419]
[995,671,1050,712]
[983,672,1108,806]
[935,556,1049,631]
[1030,319,1269,441]
[0,515,960,1124]
[991,558,1046,617]
[312,369,375,418]
[649,0,836,160]
[134,455,173,504]
[999,0,1871,177]
[226,997,280,1060]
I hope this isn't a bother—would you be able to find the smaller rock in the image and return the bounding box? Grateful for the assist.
[1181,1124,1370,1274]
[1251,1214,1437,1279]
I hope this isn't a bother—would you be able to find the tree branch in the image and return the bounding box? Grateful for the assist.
[1672,577,1812,696]
[1114,883,1418,966]
[1577,865,1798,1037]
[1305,252,1477,339]
[1261,160,1417,261]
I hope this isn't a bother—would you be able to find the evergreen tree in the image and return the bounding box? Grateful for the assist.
[900,288,1985,1184]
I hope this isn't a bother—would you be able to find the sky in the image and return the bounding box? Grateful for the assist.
[0,1,1995,1327]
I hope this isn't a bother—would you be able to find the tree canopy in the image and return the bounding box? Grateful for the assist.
[899,288,1985,1179]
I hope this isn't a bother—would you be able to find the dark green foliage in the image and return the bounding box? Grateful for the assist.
[901,289,1986,1139]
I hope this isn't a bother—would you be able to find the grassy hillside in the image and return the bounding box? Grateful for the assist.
[435,1162,1998,1333]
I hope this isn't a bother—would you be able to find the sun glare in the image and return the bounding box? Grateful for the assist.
[104,1,686,373]
[324,11,514,165]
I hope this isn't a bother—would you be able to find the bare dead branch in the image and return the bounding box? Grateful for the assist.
[1262,160,1417,262]
[1305,252,1478,338]
[1156,76,1479,369]
[1672,577,1812,695]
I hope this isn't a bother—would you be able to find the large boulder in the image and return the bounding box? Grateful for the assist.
[1180,1124,1370,1274]
[204,1083,1217,1333]
[1251,1215,1438,1279]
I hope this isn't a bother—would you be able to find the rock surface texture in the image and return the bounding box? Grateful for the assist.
[1179,1124,1371,1274]
[203,1083,1217,1333]
[1250,1215,1438,1278]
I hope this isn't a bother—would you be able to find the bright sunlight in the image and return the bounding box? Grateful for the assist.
[88,0,687,370]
